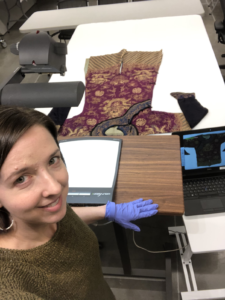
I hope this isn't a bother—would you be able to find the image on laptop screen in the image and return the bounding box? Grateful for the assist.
[182,130,225,171]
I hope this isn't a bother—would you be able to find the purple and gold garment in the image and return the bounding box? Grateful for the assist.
[132,109,190,135]
[58,50,190,138]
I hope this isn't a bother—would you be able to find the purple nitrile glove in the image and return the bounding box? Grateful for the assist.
[105,198,158,232]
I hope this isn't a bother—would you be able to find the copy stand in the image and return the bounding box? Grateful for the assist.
[168,226,225,300]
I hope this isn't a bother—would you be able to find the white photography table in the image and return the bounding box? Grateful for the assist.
[38,15,225,130]
[19,0,204,33]
[35,15,225,300]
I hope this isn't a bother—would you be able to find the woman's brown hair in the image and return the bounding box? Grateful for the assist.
[0,106,59,231]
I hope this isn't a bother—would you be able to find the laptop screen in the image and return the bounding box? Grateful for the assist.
[173,126,225,177]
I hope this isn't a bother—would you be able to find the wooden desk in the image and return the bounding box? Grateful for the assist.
[59,135,184,215]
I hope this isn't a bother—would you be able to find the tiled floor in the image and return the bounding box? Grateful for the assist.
[0,1,225,299]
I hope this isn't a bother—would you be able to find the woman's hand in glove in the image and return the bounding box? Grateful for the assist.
[105,198,158,232]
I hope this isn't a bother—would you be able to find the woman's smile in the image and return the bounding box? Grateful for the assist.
[39,195,63,212]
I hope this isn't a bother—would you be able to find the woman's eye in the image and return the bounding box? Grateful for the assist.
[49,156,60,165]
[15,176,26,184]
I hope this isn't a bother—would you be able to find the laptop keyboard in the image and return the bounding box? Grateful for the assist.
[183,176,225,199]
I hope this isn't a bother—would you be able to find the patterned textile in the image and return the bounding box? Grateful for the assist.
[183,133,225,167]
[132,109,190,135]
[58,50,191,138]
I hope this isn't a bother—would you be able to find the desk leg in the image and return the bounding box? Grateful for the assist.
[164,243,173,300]
[113,222,132,276]
[103,224,173,298]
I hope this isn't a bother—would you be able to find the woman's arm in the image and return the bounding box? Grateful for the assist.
[71,205,106,224]
[71,199,159,231]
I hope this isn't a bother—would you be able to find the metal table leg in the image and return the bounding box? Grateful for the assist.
[168,226,225,300]
[102,223,173,300]
[112,222,132,275]
[164,243,173,300]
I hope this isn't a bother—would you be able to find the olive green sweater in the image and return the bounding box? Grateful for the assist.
[0,205,115,300]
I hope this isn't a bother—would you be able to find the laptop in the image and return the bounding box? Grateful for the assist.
[172,126,225,216]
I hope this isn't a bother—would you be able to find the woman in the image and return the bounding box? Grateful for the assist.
[0,106,158,299]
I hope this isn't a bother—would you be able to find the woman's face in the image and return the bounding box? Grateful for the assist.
[0,125,68,229]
